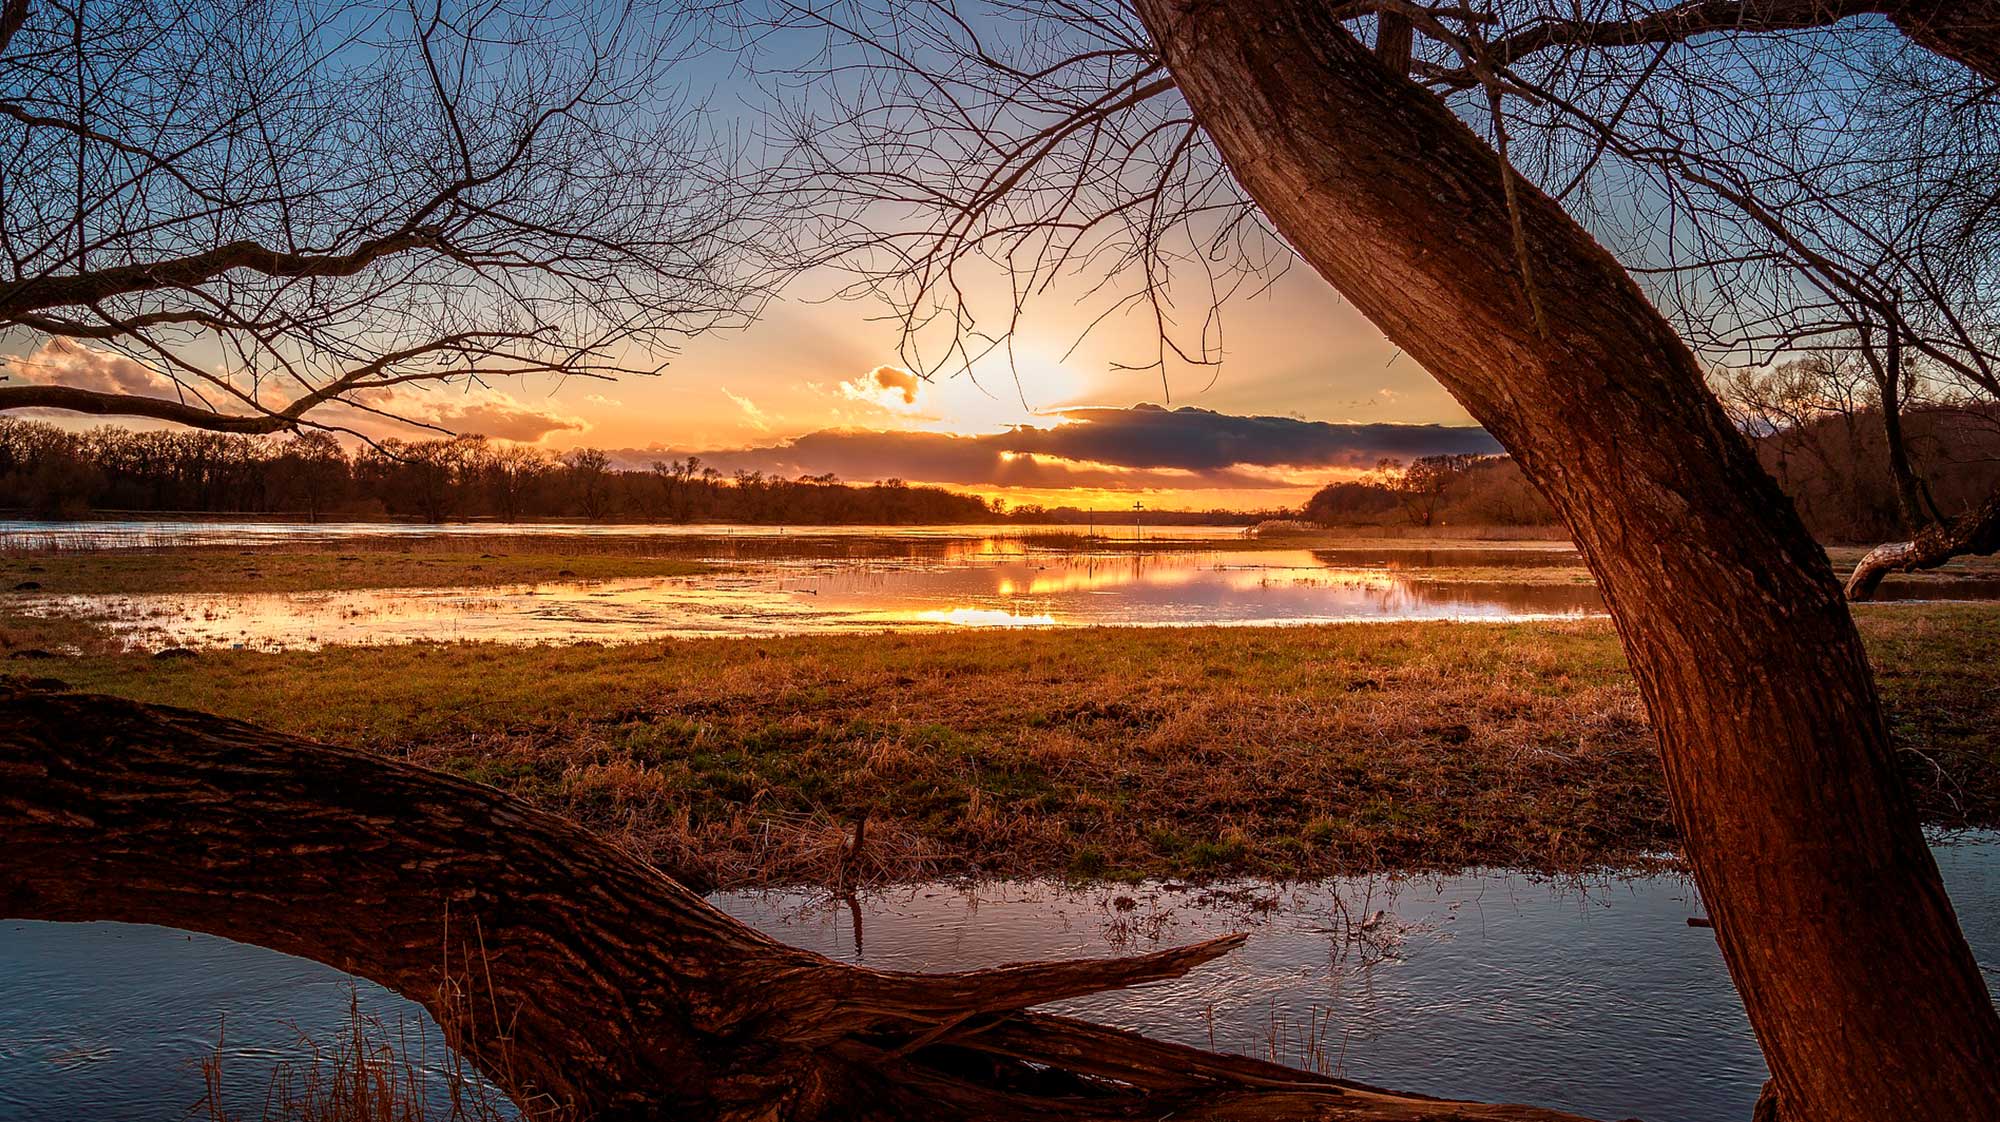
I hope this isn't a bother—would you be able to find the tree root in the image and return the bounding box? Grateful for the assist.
[0,680,1600,1121]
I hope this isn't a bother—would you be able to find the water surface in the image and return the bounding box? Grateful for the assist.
[16,538,1603,649]
[5,835,1995,1122]
[0,520,1259,550]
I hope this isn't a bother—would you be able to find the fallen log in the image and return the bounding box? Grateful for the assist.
[0,680,1599,1121]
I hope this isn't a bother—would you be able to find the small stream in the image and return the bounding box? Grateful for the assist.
[5,834,1996,1122]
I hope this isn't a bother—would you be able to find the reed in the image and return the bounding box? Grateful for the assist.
[192,989,515,1122]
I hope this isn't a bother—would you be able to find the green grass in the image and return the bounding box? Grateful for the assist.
[12,605,1995,890]
[0,546,711,594]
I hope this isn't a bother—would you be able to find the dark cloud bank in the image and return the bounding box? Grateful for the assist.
[610,404,1498,492]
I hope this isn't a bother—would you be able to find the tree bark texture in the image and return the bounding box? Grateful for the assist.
[1126,3,2000,1120]
[0,682,1602,1122]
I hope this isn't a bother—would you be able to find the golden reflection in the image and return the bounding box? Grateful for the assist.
[914,607,1061,628]
[979,552,1405,597]
[32,536,1603,651]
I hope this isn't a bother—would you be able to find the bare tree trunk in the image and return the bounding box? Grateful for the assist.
[1126,4,2000,1121]
[1857,325,1941,535]
[1847,491,2000,600]
[1373,11,1412,73]
[1879,393,1934,531]
[0,681,1600,1122]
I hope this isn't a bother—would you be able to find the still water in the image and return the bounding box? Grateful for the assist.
[16,537,1603,650]
[5,834,1996,1122]
[0,520,1262,549]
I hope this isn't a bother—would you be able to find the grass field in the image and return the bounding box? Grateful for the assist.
[11,604,1994,890]
[0,545,712,594]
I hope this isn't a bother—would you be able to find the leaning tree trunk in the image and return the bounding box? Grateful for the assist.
[0,681,1598,1122]
[1125,3,2000,1121]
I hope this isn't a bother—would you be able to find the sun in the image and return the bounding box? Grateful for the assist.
[924,353,1085,433]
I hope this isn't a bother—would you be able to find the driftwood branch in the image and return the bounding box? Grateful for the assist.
[1846,491,2000,600]
[0,681,1599,1122]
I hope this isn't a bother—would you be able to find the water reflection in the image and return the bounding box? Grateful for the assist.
[0,921,511,1121]
[23,546,1607,650]
[714,834,2000,1122]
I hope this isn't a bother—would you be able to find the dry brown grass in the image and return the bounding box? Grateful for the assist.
[25,608,1997,890]
[193,990,513,1122]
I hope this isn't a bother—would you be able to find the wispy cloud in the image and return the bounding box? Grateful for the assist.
[720,386,771,431]
[348,385,587,443]
[4,338,174,397]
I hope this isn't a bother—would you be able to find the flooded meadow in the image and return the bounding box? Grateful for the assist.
[4,521,1998,1121]
[8,521,1604,650]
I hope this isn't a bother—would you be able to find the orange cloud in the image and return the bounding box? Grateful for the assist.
[840,364,923,409]
[4,339,584,443]
[345,385,588,443]
[5,338,175,396]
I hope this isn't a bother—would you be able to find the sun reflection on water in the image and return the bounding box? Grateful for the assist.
[16,538,1607,651]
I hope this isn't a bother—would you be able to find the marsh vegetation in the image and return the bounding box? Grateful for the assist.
[11,596,1994,890]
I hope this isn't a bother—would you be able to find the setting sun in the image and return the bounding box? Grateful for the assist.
[915,354,1088,435]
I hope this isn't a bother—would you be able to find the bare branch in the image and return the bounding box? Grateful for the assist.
[0,382,297,432]
[0,0,773,434]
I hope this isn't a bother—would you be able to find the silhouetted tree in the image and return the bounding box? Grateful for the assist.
[561,448,616,521]
[0,0,764,435]
[271,432,347,523]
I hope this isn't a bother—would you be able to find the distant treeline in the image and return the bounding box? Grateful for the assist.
[1301,405,2000,543]
[16,410,1984,536]
[0,422,1276,525]
[1303,454,1556,530]
[0,423,999,524]
[1744,404,2000,543]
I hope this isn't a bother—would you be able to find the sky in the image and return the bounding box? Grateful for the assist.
[0,0,1504,514]
[461,265,1491,512]
[1,263,1494,512]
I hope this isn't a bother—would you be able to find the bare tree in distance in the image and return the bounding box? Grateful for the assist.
[746,2,2000,1118]
[0,0,770,438]
[1381,453,1483,527]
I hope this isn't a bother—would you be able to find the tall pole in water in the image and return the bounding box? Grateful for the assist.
[1132,501,1143,543]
